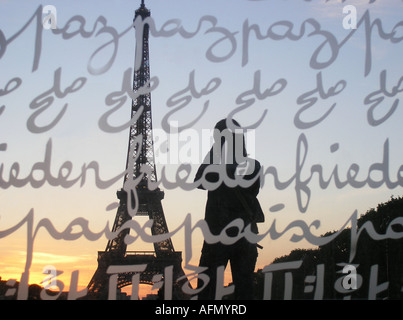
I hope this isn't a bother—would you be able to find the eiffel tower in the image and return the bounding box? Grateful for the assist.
[87,0,188,300]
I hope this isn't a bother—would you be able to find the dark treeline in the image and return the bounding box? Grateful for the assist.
[252,196,403,300]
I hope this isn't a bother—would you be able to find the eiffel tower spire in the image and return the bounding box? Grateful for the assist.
[86,0,188,300]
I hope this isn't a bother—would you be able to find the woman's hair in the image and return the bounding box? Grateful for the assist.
[213,118,247,162]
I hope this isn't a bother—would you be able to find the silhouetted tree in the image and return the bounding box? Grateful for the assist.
[256,196,403,299]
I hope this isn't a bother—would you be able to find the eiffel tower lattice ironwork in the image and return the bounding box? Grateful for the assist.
[87,1,188,300]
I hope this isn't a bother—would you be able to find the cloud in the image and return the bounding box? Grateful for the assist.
[26,251,91,265]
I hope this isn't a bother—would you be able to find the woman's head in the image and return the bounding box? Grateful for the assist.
[213,118,247,162]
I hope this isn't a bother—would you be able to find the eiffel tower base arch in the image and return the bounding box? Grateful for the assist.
[86,250,190,300]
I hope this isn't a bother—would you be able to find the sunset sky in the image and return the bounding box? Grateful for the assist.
[0,0,402,298]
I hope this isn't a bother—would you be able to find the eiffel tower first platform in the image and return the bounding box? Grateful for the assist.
[87,1,188,300]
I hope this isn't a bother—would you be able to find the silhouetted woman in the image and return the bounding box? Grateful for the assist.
[194,118,263,300]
